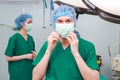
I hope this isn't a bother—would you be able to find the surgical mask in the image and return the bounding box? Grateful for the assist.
[26,23,32,32]
[55,23,74,38]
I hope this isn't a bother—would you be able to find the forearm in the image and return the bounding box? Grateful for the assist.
[73,52,99,80]
[32,50,51,80]
[6,55,27,62]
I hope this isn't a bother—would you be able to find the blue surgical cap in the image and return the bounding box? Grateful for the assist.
[13,13,32,31]
[53,5,76,28]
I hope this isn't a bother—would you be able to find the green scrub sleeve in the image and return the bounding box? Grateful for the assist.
[33,41,48,65]
[5,37,15,56]
[85,44,99,70]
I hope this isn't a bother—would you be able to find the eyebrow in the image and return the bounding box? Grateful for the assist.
[56,19,63,22]
[28,20,33,23]
[57,18,73,21]
[65,19,73,22]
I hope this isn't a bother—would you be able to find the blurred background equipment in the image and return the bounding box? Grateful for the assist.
[0,24,15,29]
[97,54,102,70]
[53,0,120,24]
[112,55,120,80]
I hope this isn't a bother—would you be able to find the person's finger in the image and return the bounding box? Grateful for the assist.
[66,36,72,44]
[32,53,36,58]
[52,32,60,40]
[31,51,35,54]
[52,37,58,42]
[67,34,74,42]
[68,32,76,39]
[48,32,60,41]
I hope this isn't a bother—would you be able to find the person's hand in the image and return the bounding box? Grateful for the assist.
[31,51,36,59]
[25,51,36,60]
[66,32,79,55]
[47,31,60,53]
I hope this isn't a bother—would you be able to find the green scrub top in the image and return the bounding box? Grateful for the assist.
[5,33,35,80]
[33,37,98,80]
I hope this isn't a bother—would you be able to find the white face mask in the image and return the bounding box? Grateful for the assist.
[55,23,74,38]
[26,23,32,32]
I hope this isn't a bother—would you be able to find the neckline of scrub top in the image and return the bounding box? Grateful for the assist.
[17,33,29,42]
[58,40,70,51]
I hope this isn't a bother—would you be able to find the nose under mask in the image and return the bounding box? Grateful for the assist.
[55,23,74,38]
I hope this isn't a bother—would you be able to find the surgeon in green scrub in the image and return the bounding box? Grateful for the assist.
[5,13,36,80]
[32,5,99,80]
